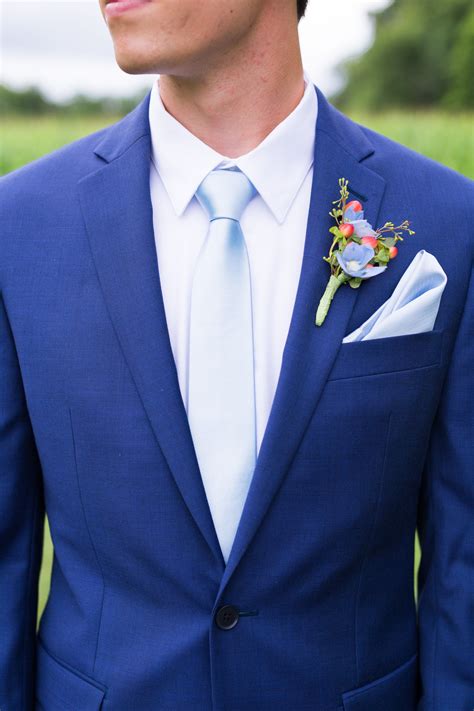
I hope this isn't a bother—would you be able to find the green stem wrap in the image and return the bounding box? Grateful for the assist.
[315,273,348,326]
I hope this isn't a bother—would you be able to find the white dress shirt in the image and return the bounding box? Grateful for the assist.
[148,69,317,458]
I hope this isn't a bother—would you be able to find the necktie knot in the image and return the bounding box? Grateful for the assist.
[195,166,257,223]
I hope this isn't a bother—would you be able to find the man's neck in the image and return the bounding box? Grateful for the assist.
[157,24,304,158]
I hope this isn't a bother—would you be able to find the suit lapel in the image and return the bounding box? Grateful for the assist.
[215,88,387,598]
[77,96,225,568]
[76,85,387,590]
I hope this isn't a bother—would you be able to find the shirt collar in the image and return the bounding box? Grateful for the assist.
[149,69,317,225]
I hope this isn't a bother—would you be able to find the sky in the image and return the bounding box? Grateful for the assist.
[1,0,391,103]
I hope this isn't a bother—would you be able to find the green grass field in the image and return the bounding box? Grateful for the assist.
[2,110,471,627]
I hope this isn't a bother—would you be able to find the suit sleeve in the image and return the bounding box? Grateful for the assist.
[416,260,474,710]
[0,290,45,710]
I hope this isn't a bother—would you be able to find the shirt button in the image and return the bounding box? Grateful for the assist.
[215,604,239,630]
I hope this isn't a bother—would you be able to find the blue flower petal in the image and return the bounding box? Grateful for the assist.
[336,242,379,277]
[344,206,364,222]
[351,219,378,238]
[358,265,388,279]
[335,253,362,277]
[342,242,375,263]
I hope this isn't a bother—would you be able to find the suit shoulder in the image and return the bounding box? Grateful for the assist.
[357,121,474,198]
[354,120,474,257]
[0,122,114,205]
[0,91,150,201]
[0,122,117,275]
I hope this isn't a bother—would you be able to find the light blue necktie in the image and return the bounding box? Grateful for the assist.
[188,166,258,564]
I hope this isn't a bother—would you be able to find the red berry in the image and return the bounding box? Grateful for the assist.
[340,223,354,238]
[389,246,398,258]
[345,200,363,213]
[361,236,378,248]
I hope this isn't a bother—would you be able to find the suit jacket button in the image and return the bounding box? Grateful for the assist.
[215,604,239,630]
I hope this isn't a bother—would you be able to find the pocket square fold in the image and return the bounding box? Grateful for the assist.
[342,249,447,343]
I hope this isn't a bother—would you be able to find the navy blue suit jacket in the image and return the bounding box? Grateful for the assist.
[0,84,473,710]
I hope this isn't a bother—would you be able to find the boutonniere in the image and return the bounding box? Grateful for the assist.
[315,178,415,326]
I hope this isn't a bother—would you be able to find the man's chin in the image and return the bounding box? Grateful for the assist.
[113,52,161,75]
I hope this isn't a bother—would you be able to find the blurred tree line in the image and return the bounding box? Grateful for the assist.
[334,0,473,110]
[0,83,149,117]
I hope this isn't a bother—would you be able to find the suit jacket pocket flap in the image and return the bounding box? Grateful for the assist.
[329,329,444,380]
[36,638,107,710]
[341,651,418,711]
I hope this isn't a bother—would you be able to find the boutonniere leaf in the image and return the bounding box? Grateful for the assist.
[315,178,415,327]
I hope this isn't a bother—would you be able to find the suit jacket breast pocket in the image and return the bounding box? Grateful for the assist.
[327,328,445,381]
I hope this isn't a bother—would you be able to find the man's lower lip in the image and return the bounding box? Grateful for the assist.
[105,0,150,16]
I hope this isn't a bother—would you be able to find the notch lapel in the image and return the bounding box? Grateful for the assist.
[215,87,387,600]
[77,95,225,568]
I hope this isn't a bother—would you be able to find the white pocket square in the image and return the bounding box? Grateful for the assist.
[342,249,447,343]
